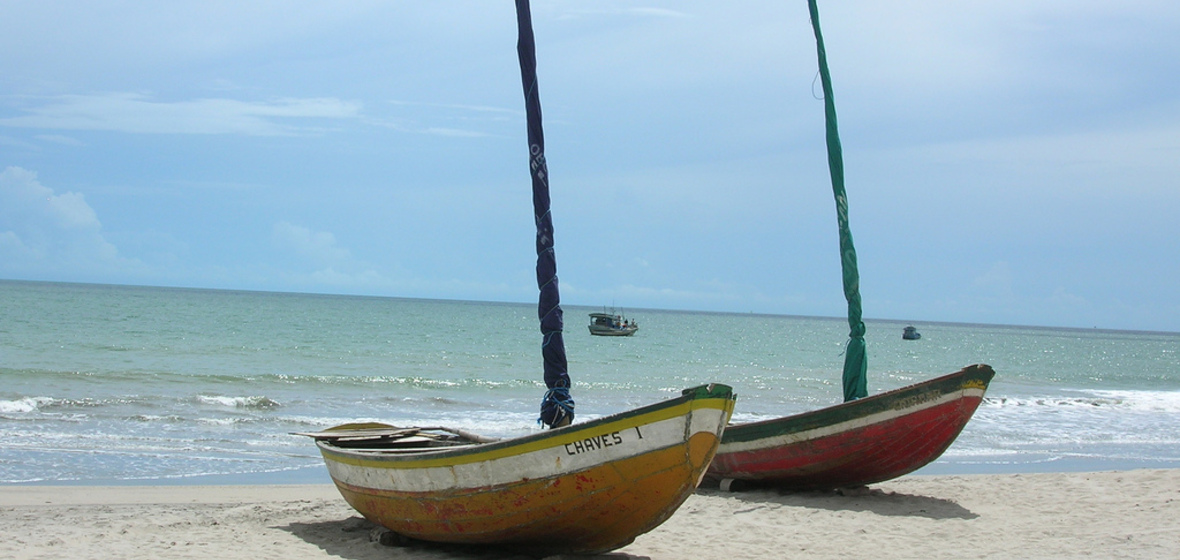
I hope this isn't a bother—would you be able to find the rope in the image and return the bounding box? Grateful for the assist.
[538,385,574,427]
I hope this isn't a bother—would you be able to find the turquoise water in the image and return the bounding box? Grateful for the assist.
[2,280,1178,485]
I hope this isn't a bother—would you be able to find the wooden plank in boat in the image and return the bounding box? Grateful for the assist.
[292,427,420,440]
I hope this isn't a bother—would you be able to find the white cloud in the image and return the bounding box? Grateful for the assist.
[0,93,362,136]
[376,100,514,138]
[35,134,86,146]
[971,261,1015,300]
[0,135,38,150]
[268,222,400,293]
[554,7,691,21]
[419,127,491,138]
[307,267,385,287]
[0,166,122,272]
[0,230,36,259]
[271,221,351,265]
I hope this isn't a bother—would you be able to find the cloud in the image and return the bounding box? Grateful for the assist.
[35,134,86,146]
[0,230,36,260]
[268,221,401,292]
[417,127,492,138]
[0,166,123,273]
[0,93,362,136]
[0,135,38,150]
[388,100,517,117]
[375,100,516,138]
[271,221,352,265]
[971,261,1015,300]
[306,267,385,287]
[555,7,691,20]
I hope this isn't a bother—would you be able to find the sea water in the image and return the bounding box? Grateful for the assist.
[2,280,1178,485]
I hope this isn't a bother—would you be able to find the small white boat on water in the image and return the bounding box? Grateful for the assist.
[588,312,638,336]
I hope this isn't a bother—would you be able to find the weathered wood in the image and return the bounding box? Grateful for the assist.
[706,365,994,490]
[294,425,500,444]
[308,384,736,556]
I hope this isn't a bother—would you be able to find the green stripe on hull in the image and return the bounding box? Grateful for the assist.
[721,365,993,445]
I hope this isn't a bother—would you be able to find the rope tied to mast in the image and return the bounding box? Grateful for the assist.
[516,0,573,429]
[538,385,574,428]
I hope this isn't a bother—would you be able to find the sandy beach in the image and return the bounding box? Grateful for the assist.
[2,469,1177,559]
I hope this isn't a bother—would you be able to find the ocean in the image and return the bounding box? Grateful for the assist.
[2,280,1178,485]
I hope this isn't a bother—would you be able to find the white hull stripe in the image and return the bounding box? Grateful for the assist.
[324,406,728,493]
[718,387,985,455]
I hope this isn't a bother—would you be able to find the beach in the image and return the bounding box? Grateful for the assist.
[5,283,1180,558]
[3,469,1177,559]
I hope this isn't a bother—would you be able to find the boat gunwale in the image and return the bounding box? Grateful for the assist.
[317,383,734,468]
[720,364,993,444]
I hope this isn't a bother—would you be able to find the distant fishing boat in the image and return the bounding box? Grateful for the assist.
[301,1,735,554]
[588,311,638,336]
[903,325,921,340]
[705,1,993,491]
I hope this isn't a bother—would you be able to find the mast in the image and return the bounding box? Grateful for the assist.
[807,0,868,401]
[515,0,574,427]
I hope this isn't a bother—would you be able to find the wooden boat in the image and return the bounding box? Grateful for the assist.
[299,2,735,554]
[300,383,735,554]
[588,311,639,336]
[706,365,992,490]
[704,2,995,491]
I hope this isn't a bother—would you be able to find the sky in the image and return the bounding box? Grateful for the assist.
[2,1,1179,333]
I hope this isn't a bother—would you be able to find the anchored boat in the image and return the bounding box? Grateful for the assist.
[707,365,991,490]
[301,384,734,554]
[588,311,638,336]
[301,2,734,553]
[705,2,993,491]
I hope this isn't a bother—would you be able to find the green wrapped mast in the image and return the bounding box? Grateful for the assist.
[808,0,867,402]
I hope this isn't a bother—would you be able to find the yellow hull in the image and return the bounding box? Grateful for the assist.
[314,384,735,554]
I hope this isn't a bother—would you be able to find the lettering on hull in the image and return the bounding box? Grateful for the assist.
[564,431,625,455]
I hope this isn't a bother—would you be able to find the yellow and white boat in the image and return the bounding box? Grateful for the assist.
[299,384,735,555]
[298,2,738,554]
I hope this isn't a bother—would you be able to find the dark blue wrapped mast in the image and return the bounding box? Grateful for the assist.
[515,0,573,428]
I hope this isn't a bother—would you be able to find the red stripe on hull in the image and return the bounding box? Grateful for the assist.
[707,365,996,490]
[710,395,984,489]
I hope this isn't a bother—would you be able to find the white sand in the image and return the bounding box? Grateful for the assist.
[2,470,1178,559]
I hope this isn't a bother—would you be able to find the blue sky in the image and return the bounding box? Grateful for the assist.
[2,1,1179,332]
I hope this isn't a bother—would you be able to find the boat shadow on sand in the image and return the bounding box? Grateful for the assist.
[695,485,978,521]
[279,486,972,560]
[280,515,653,560]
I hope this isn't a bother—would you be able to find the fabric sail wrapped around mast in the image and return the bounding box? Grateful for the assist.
[515,0,573,428]
[807,0,868,402]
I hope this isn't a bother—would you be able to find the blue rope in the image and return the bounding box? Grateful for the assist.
[538,385,574,427]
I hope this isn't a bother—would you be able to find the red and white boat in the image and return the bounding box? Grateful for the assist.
[703,4,996,491]
[706,364,994,490]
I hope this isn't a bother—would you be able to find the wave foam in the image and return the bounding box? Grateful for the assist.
[196,395,281,409]
[0,396,55,413]
[983,390,1180,412]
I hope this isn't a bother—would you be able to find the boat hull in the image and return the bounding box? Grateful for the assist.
[588,325,638,336]
[315,384,735,555]
[707,364,993,490]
